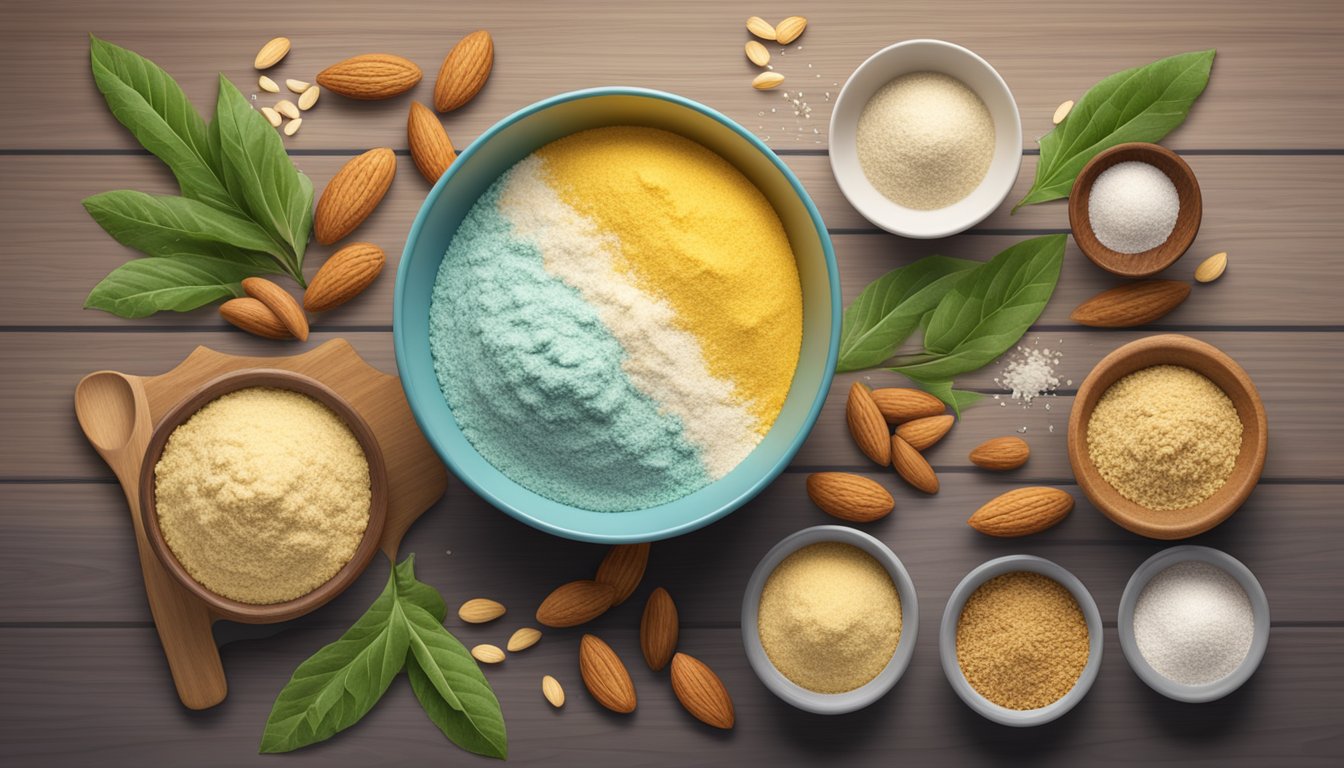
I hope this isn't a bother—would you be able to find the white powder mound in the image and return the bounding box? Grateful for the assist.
[1087,161,1180,254]
[1133,561,1254,686]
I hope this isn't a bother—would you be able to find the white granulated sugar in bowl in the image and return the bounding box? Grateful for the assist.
[1087,160,1180,254]
[1133,560,1255,686]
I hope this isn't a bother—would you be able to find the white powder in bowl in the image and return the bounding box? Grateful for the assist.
[1133,560,1254,686]
[856,72,995,210]
[1087,161,1180,254]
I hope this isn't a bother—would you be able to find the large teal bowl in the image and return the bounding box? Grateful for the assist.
[394,87,839,543]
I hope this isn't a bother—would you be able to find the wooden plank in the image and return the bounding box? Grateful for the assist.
[3,154,1341,328]
[2,480,1337,626]
[1,626,1339,766]
[3,1,1341,151]
[0,330,1335,480]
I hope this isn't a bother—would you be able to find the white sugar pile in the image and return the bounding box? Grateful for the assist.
[1087,160,1180,254]
[995,342,1067,407]
[1133,561,1254,686]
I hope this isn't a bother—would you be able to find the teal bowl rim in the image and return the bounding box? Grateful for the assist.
[393,86,840,543]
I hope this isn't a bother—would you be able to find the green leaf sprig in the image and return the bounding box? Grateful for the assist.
[1014,49,1215,211]
[836,234,1066,413]
[260,555,507,759]
[84,35,314,318]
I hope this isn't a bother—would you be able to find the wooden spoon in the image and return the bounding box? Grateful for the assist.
[75,371,228,710]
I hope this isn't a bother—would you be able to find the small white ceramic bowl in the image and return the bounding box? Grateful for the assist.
[829,39,1022,239]
[741,525,918,714]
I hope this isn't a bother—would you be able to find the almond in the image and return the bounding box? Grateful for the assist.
[471,644,506,664]
[285,78,310,93]
[745,40,770,67]
[774,16,808,45]
[219,297,290,339]
[1053,99,1075,125]
[892,435,939,494]
[1195,251,1228,283]
[541,675,565,708]
[895,414,955,451]
[1070,280,1191,328]
[669,653,734,730]
[283,118,303,137]
[640,587,678,672]
[258,75,280,93]
[968,487,1074,537]
[457,598,506,624]
[275,99,300,120]
[578,634,636,714]
[260,106,282,127]
[507,627,542,653]
[871,387,946,423]
[969,436,1030,470]
[746,16,777,40]
[408,102,457,183]
[298,85,320,110]
[535,580,616,628]
[303,242,386,312]
[314,148,396,245]
[594,543,649,606]
[435,30,494,112]
[752,71,785,90]
[254,37,290,70]
[316,54,422,100]
[241,277,308,341]
[846,382,891,466]
[805,472,894,523]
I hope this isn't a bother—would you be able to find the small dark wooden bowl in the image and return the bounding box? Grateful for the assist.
[1067,335,1267,540]
[1069,142,1202,278]
[139,369,388,624]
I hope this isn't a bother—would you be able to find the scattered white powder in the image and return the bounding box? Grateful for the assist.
[1088,161,1180,254]
[1133,561,1254,686]
[856,72,995,210]
[496,155,761,478]
[995,340,1065,407]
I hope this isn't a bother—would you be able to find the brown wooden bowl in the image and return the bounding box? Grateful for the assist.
[1068,142,1202,278]
[139,369,388,624]
[1067,335,1267,540]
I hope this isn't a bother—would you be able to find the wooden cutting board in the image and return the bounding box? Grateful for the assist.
[74,339,448,710]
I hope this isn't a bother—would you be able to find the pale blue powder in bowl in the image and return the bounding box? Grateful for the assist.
[428,176,711,512]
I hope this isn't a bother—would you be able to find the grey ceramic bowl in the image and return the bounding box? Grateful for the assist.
[940,555,1104,726]
[741,525,918,714]
[1117,545,1270,703]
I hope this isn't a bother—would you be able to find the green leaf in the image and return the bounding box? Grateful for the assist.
[82,190,291,268]
[1014,49,1214,210]
[393,555,447,623]
[905,375,984,417]
[837,256,981,372]
[213,75,313,276]
[84,252,278,318]
[404,604,509,760]
[895,235,1065,382]
[259,565,411,753]
[88,35,238,215]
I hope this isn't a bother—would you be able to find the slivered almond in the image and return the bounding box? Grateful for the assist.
[219,297,290,339]
[471,644,506,664]
[303,242,386,312]
[968,487,1074,537]
[507,627,542,652]
[746,16,777,40]
[241,277,308,341]
[595,543,649,606]
[298,85,320,110]
[541,675,565,708]
[870,388,946,423]
[283,118,302,136]
[258,75,280,93]
[435,30,494,112]
[313,148,396,244]
[640,587,678,672]
[535,580,616,628]
[275,99,300,119]
[1195,252,1228,283]
[752,71,785,90]
[254,37,290,70]
[1053,99,1075,125]
[969,436,1030,470]
[579,634,636,714]
[774,16,808,45]
[846,382,891,466]
[407,101,457,183]
[805,472,894,523]
[458,598,506,624]
[745,40,770,67]
[670,653,735,730]
[261,107,282,127]
[317,53,422,99]
[892,435,939,494]
[285,78,310,93]
[895,415,955,451]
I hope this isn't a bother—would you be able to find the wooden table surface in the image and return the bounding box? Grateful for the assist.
[2,0,1342,765]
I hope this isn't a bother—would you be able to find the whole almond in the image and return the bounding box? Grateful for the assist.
[752,71,785,90]
[458,598,506,624]
[1070,280,1191,328]
[640,587,678,672]
[317,54,422,100]
[471,644,506,664]
[744,40,770,67]
[871,388,946,423]
[408,102,457,183]
[774,16,808,45]
[805,472,894,523]
[541,675,565,708]
[895,414,955,451]
[746,16,777,40]
[846,382,891,466]
[435,30,494,112]
[220,297,290,339]
[303,242,386,313]
[535,580,616,628]
[968,487,1074,537]
[579,634,636,714]
[594,543,649,606]
[1195,251,1228,283]
[241,277,308,341]
[254,37,290,70]
[314,148,396,244]
[507,627,542,653]
[969,436,1030,470]
[670,653,734,730]
[892,435,939,494]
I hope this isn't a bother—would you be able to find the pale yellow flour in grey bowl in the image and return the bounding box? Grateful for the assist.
[154,387,371,605]
[856,71,995,210]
